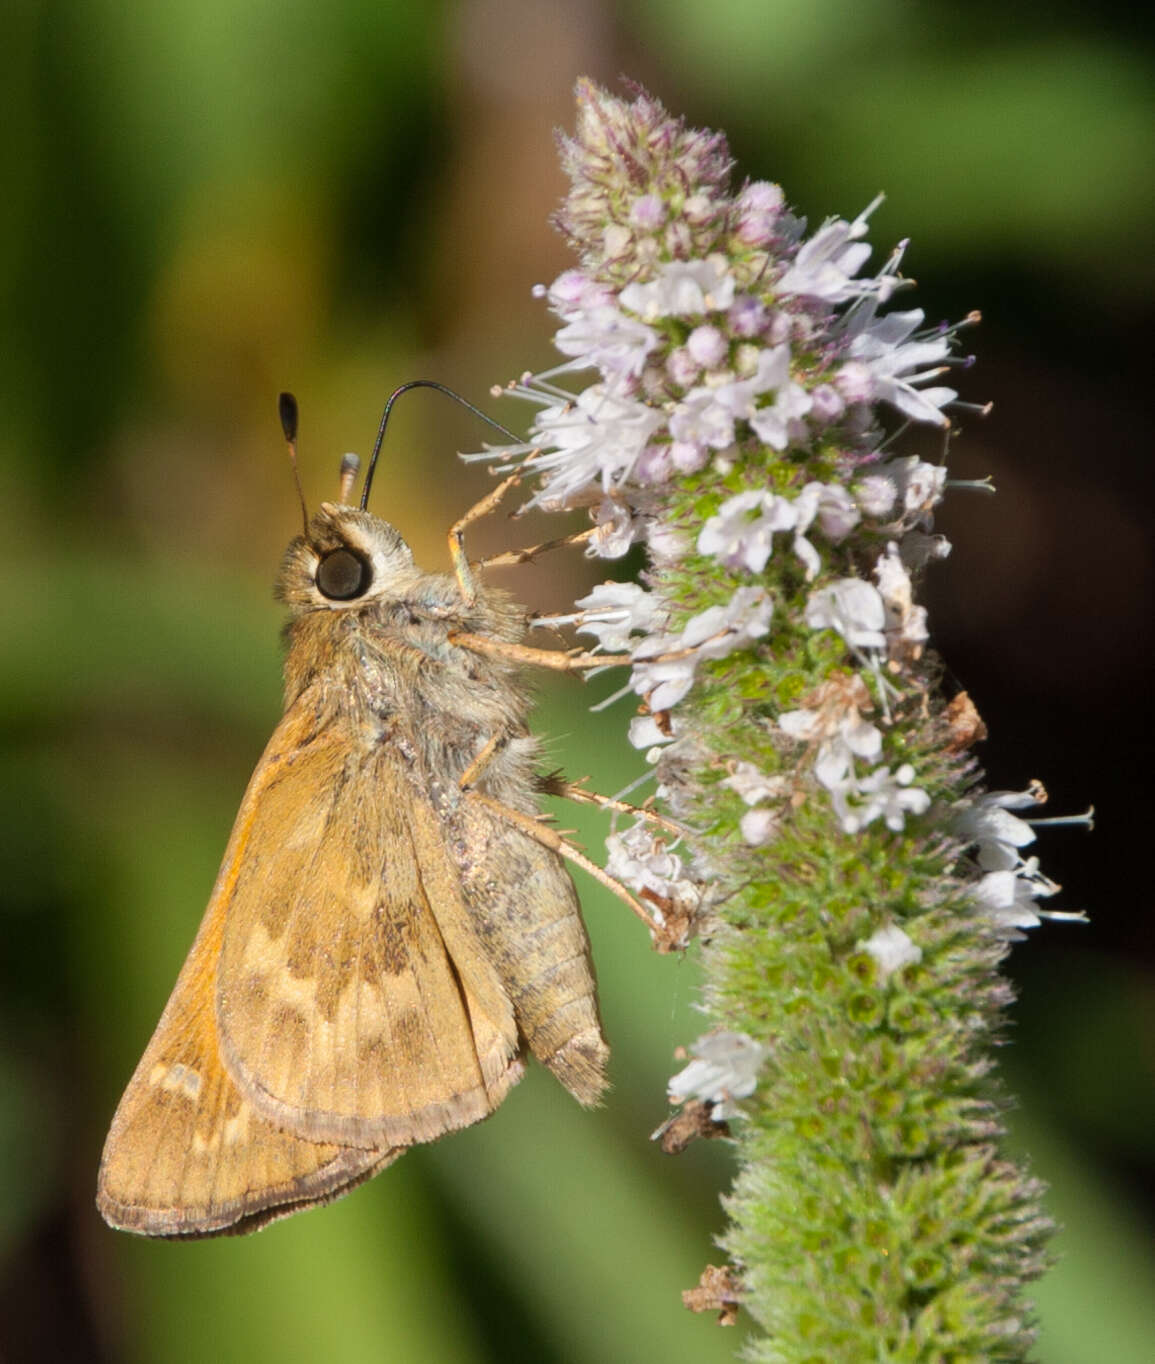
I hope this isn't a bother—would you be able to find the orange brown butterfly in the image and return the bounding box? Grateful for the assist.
[97,388,662,1237]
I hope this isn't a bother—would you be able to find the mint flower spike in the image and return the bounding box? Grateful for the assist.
[474,78,1079,1360]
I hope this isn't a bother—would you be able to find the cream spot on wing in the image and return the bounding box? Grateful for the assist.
[221,1112,248,1148]
[190,1109,248,1154]
[147,1061,202,1100]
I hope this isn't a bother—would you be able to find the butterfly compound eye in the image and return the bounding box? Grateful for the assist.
[315,548,372,600]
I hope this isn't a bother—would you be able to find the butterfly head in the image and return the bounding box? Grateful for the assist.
[276,503,421,611]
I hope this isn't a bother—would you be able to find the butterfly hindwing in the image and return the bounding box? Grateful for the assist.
[214,693,523,1149]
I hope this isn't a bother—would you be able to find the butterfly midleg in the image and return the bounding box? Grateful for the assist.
[546,778,687,837]
[478,526,597,569]
[449,630,712,674]
[449,633,635,671]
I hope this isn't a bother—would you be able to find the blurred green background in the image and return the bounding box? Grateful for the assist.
[2,2,1153,1360]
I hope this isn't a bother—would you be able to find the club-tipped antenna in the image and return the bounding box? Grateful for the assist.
[278,392,309,535]
[360,379,521,510]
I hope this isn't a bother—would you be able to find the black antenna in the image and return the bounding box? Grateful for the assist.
[360,379,521,510]
[278,392,309,534]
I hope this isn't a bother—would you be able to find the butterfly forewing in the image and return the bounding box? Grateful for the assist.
[214,693,523,1149]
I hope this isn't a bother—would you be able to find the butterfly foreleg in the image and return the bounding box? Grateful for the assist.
[449,469,528,604]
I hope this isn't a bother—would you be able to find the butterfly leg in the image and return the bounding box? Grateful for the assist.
[459,734,685,847]
[449,633,634,671]
[449,470,528,603]
[463,789,668,942]
[450,630,715,675]
[478,526,597,569]
[451,479,597,602]
[543,777,687,838]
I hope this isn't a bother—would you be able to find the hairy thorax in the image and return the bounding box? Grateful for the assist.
[281,569,539,814]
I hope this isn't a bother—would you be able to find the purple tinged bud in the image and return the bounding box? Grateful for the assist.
[667,347,701,387]
[766,311,791,345]
[687,325,728,369]
[630,193,666,229]
[835,360,875,405]
[728,295,767,338]
[734,180,785,246]
[671,440,709,473]
[683,193,714,225]
[809,383,846,425]
[636,442,674,484]
[603,223,632,260]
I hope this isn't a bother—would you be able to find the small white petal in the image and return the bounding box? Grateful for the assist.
[860,924,922,979]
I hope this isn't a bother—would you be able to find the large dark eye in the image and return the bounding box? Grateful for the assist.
[315,547,371,600]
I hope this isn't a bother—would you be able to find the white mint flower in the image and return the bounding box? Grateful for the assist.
[629,192,665,230]
[877,456,948,523]
[810,481,860,540]
[687,324,728,368]
[834,358,875,406]
[620,258,736,320]
[673,343,812,456]
[631,587,772,712]
[832,763,931,835]
[605,819,698,917]
[628,712,677,758]
[630,653,696,713]
[969,856,1084,940]
[808,382,845,425]
[840,305,957,426]
[775,196,892,306]
[954,786,1042,872]
[666,346,700,388]
[790,480,859,579]
[724,344,800,447]
[860,924,922,979]
[539,269,615,317]
[779,673,884,800]
[854,472,898,518]
[668,1030,769,1120]
[722,761,786,806]
[900,531,952,569]
[589,497,642,558]
[728,295,768,338]
[805,579,888,652]
[748,377,814,453]
[682,587,774,659]
[740,807,780,845]
[722,764,787,844]
[669,384,739,450]
[698,489,797,574]
[812,716,883,791]
[646,518,692,563]
[553,305,660,381]
[733,180,785,247]
[528,384,665,504]
[875,542,929,662]
[565,580,667,652]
